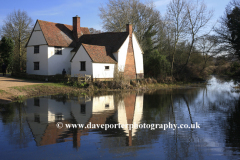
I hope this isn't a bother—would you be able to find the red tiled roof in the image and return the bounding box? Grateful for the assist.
[27,19,132,64]
[81,44,117,64]
[70,32,129,63]
[31,20,90,47]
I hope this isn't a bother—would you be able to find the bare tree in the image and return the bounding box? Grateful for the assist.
[89,28,102,34]
[99,0,162,49]
[196,35,220,72]
[1,9,33,72]
[166,0,188,77]
[99,0,214,80]
[180,0,214,72]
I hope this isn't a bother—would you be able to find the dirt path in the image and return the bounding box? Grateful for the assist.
[0,74,45,104]
[0,74,45,90]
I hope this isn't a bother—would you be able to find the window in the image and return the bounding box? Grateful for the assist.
[34,114,40,123]
[81,104,86,114]
[55,113,63,122]
[80,61,86,71]
[54,46,62,55]
[34,98,40,106]
[34,46,39,53]
[105,104,109,108]
[105,66,109,70]
[34,62,39,70]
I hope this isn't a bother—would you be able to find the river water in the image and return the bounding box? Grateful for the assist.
[0,75,240,159]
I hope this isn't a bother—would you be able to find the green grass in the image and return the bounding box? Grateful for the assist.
[9,82,67,92]
[13,82,65,88]
[40,83,66,87]
[0,89,7,93]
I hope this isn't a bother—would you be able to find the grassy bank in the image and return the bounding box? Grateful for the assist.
[0,83,86,104]
[0,78,207,104]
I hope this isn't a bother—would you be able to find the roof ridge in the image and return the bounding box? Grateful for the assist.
[35,19,90,48]
[38,20,72,27]
[38,19,88,29]
[82,43,105,47]
[98,32,127,34]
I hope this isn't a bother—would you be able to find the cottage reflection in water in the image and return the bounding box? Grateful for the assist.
[25,94,143,148]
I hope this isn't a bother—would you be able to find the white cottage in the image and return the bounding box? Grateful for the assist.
[25,94,143,147]
[26,16,144,80]
[25,95,116,147]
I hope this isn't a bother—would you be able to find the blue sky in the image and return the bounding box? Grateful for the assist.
[0,0,231,31]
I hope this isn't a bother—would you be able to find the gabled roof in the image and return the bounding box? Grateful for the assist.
[81,43,117,64]
[71,32,129,53]
[70,32,129,63]
[27,20,90,47]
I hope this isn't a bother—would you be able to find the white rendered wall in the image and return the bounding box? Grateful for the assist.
[48,47,73,75]
[27,22,47,46]
[25,97,49,123]
[113,52,118,62]
[25,97,49,145]
[117,100,128,129]
[35,22,41,30]
[26,21,48,75]
[117,94,143,137]
[92,63,115,79]
[132,94,143,136]
[70,100,93,125]
[27,45,48,75]
[47,99,71,123]
[132,33,144,74]
[71,45,93,77]
[117,36,129,72]
[92,95,115,113]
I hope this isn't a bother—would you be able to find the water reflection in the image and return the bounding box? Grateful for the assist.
[23,93,144,148]
[0,75,240,159]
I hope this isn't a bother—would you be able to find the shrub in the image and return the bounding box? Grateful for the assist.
[130,80,137,87]
[144,51,171,78]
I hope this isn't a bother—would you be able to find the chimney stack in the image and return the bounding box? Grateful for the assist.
[73,15,81,41]
[126,24,133,38]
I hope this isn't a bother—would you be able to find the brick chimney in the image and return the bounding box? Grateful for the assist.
[73,15,81,41]
[126,24,133,38]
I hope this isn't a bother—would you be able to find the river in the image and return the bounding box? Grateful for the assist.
[0,75,240,159]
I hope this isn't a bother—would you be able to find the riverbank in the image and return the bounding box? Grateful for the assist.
[0,76,207,104]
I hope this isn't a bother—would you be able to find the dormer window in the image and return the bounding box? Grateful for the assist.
[34,46,39,54]
[54,47,62,55]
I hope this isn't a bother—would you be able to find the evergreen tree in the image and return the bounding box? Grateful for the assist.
[227,6,240,57]
[0,37,14,72]
[142,25,157,57]
[215,0,240,59]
